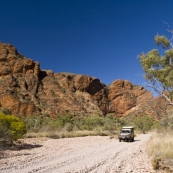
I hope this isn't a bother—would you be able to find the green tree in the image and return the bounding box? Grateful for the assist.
[0,113,26,142]
[134,115,155,134]
[82,115,104,130]
[139,24,173,105]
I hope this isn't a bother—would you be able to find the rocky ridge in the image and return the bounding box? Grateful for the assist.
[0,42,170,118]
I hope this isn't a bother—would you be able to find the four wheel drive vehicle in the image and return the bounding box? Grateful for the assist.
[118,126,134,142]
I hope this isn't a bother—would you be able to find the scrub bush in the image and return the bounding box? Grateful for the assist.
[0,113,26,142]
[134,115,155,134]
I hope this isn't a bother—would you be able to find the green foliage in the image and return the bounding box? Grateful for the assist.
[21,113,127,135]
[56,114,74,126]
[103,114,125,131]
[21,115,46,132]
[65,123,74,132]
[154,35,170,49]
[48,114,74,130]
[139,31,173,95]
[159,114,173,130]
[82,115,104,130]
[21,114,74,132]
[134,115,155,134]
[21,112,160,138]
[0,113,26,141]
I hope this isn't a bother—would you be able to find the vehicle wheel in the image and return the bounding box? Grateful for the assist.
[119,139,121,142]
[132,138,134,142]
[126,139,129,142]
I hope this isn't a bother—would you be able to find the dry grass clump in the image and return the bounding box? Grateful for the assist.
[147,131,173,169]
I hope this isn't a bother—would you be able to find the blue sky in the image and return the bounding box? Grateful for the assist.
[1,0,173,96]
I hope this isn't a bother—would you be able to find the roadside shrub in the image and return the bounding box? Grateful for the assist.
[55,114,74,126]
[64,123,74,132]
[21,115,46,132]
[47,118,63,130]
[48,114,74,130]
[21,113,128,138]
[133,115,156,134]
[0,113,26,142]
[159,114,173,130]
[103,114,124,131]
[82,115,104,130]
[147,131,173,169]
[21,114,75,132]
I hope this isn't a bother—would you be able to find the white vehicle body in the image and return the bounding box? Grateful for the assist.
[119,126,134,142]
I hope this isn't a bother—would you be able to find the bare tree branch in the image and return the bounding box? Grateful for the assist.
[144,75,173,106]
[162,21,173,47]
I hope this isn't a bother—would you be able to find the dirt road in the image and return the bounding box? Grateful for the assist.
[0,134,156,173]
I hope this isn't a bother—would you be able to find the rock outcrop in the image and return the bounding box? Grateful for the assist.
[0,43,40,116]
[107,79,153,116]
[0,42,167,118]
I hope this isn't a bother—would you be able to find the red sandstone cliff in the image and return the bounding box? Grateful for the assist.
[0,42,169,118]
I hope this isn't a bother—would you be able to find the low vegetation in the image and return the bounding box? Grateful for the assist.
[133,115,156,134]
[123,114,157,134]
[0,107,159,142]
[20,114,125,138]
[146,114,173,170]
[17,112,159,139]
[0,113,26,143]
[2,106,173,171]
[147,131,173,170]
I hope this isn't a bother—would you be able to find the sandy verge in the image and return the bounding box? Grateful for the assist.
[0,134,159,173]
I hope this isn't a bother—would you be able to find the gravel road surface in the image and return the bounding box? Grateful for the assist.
[0,134,157,173]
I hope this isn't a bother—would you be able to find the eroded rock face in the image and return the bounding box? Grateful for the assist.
[107,79,153,116]
[0,43,41,116]
[54,73,107,116]
[0,42,158,117]
[0,94,38,116]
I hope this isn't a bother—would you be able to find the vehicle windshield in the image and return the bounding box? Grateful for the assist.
[121,130,130,133]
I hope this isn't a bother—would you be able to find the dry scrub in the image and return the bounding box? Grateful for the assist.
[146,131,173,169]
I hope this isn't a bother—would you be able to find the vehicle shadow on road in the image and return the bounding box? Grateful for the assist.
[133,140,140,142]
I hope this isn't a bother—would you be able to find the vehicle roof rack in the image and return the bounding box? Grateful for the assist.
[122,126,134,129]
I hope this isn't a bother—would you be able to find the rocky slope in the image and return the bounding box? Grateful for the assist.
[0,42,169,118]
